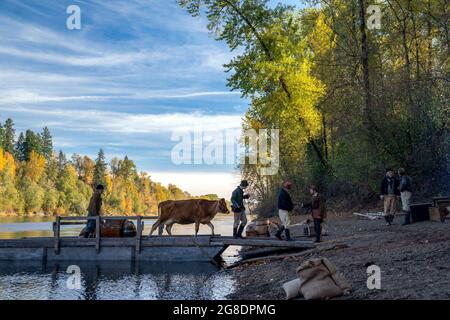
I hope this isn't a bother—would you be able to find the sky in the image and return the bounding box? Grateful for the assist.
[0,0,301,198]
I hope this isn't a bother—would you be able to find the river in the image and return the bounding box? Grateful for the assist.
[0,215,240,300]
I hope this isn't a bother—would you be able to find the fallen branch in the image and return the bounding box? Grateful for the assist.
[225,244,349,270]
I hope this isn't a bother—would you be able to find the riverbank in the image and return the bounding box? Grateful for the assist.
[224,212,450,300]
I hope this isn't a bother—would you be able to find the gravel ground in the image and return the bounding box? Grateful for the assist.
[224,213,450,300]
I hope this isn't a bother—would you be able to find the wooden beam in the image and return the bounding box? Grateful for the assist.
[211,237,314,248]
[95,216,101,253]
[54,216,60,255]
[136,216,142,254]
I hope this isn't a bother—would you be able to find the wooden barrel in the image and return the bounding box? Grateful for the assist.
[101,219,125,237]
[122,220,137,238]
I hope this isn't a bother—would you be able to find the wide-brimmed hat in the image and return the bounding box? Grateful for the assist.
[240,180,249,187]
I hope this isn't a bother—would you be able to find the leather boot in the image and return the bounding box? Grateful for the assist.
[233,227,238,239]
[285,228,293,241]
[236,225,245,239]
[275,226,285,240]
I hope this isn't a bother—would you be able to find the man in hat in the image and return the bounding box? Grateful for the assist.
[275,181,294,241]
[302,185,327,243]
[84,184,105,238]
[231,180,250,238]
[380,168,400,226]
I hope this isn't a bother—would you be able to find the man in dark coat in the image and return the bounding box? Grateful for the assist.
[84,184,105,238]
[380,168,400,226]
[302,185,326,243]
[231,180,250,238]
[275,181,295,241]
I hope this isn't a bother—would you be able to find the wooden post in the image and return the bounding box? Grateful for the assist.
[54,216,61,254]
[136,216,142,254]
[95,216,101,253]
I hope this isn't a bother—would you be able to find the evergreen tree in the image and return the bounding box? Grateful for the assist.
[57,150,67,173]
[40,127,53,159]
[24,130,42,160]
[3,118,15,155]
[93,149,107,187]
[15,132,26,161]
[0,122,4,149]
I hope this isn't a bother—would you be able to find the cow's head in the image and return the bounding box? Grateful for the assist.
[218,198,230,214]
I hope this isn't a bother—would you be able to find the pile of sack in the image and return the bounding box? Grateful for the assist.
[283,257,351,300]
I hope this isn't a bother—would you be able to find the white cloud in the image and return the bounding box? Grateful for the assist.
[0,88,240,104]
[0,105,243,133]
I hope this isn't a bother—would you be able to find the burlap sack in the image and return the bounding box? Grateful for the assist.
[296,257,351,300]
[283,279,301,300]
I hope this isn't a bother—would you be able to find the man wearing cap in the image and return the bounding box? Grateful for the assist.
[231,180,250,238]
[380,168,400,226]
[275,181,294,241]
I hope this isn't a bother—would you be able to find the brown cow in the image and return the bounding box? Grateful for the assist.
[149,198,230,236]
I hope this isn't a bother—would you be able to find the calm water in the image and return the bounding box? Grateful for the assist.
[0,216,240,300]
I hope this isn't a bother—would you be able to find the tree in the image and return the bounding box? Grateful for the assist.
[3,118,15,155]
[15,132,26,161]
[0,122,4,149]
[93,149,107,187]
[57,150,67,173]
[40,127,53,159]
[23,130,42,160]
[82,156,95,186]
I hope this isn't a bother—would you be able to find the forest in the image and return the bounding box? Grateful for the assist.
[179,0,449,212]
[0,118,213,216]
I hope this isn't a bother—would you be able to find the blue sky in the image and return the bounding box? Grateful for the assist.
[0,0,301,197]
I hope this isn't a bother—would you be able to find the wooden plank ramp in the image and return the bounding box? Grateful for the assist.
[211,236,315,248]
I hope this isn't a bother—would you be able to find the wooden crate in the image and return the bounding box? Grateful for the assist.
[429,207,441,222]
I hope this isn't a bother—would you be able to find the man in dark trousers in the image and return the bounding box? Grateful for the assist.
[275,181,294,241]
[231,180,250,238]
[84,184,105,238]
[302,185,326,243]
[380,168,400,226]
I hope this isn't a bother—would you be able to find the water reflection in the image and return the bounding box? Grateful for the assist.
[0,260,235,300]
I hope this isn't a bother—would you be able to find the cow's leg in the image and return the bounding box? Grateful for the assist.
[149,220,162,236]
[166,224,174,236]
[206,222,215,236]
[194,221,200,237]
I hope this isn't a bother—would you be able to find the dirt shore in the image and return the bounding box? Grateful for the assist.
[224,212,450,300]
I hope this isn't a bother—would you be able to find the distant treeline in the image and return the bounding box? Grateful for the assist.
[0,118,217,215]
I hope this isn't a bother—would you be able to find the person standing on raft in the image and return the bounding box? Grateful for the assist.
[84,184,105,238]
[231,180,250,239]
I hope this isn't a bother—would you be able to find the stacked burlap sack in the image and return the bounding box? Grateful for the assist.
[283,257,351,300]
